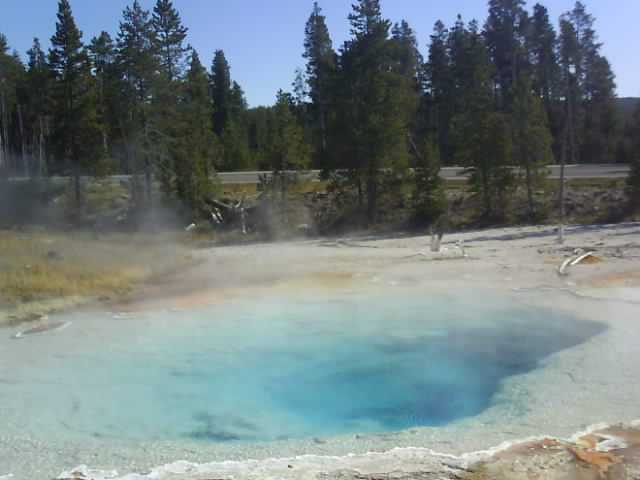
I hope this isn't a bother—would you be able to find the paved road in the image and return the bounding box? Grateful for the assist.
[5,164,630,185]
[543,164,630,179]
[217,164,631,183]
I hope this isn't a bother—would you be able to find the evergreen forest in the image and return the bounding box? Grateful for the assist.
[1,0,639,225]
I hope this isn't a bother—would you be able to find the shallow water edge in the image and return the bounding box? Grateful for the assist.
[50,420,640,480]
[2,287,639,479]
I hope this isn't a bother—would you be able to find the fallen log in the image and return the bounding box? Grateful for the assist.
[557,249,598,276]
[205,193,249,233]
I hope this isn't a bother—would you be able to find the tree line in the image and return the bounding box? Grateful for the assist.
[0,0,638,224]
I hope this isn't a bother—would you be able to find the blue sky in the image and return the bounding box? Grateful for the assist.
[2,1,638,107]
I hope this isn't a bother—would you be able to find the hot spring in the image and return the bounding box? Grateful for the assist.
[1,287,621,478]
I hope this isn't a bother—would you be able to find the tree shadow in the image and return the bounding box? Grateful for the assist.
[446,222,640,245]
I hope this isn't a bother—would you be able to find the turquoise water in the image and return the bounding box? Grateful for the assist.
[0,293,605,446]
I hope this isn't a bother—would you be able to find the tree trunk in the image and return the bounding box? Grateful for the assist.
[0,92,9,174]
[366,177,377,225]
[73,159,82,214]
[0,118,4,174]
[143,122,152,207]
[558,117,568,244]
[558,143,566,244]
[17,104,27,176]
[356,176,365,224]
[558,77,575,245]
[525,163,534,219]
[281,154,287,225]
[38,116,46,176]
[319,101,328,175]
[145,157,152,206]
[482,169,491,219]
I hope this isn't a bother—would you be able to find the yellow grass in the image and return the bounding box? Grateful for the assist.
[0,230,200,321]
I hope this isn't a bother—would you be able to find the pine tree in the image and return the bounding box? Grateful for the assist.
[149,0,191,191]
[483,0,528,110]
[49,0,104,211]
[348,0,386,37]
[245,105,273,170]
[529,4,562,159]
[390,19,424,137]
[270,91,310,172]
[412,138,446,225]
[625,103,640,209]
[0,34,25,175]
[392,20,425,131]
[448,17,484,114]
[210,50,250,171]
[390,18,429,208]
[512,76,553,219]
[530,4,559,111]
[581,53,617,163]
[332,0,417,224]
[175,50,215,215]
[558,2,617,164]
[229,81,247,117]
[565,2,597,88]
[228,82,251,170]
[25,37,52,176]
[390,20,423,85]
[116,0,159,203]
[426,21,453,165]
[151,0,188,82]
[558,17,579,164]
[210,49,231,137]
[0,34,10,173]
[483,3,558,220]
[303,2,335,173]
[89,31,118,158]
[117,1,157,104]
[451,21,513,220]
[267,90,311,223]
[291,67,309,125]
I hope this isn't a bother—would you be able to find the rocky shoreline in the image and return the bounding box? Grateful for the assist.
[54,423,640,480]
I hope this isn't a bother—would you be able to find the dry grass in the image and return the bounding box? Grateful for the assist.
[0,230,200,321]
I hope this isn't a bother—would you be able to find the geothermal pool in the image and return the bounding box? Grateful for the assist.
[0,289,633,478]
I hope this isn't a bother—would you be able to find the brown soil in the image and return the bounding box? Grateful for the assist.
[463,426,640,480]
[579,270,640,288]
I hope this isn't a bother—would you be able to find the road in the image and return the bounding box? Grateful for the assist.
[216,164,631,183]
[4,164,630,185]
